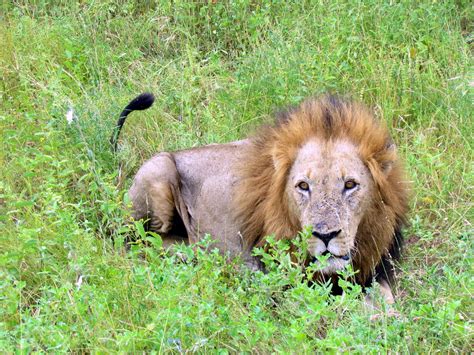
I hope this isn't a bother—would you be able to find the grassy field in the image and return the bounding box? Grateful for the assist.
[1,0,472,352]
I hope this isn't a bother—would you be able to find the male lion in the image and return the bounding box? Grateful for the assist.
[112,93,409,303]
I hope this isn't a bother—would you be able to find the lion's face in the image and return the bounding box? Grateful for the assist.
[286,139,374,274]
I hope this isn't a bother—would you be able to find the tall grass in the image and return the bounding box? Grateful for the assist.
[0,1,472,352]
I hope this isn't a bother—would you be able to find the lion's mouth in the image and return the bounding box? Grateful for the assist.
[310,251,351,274]
[312,250,351,262]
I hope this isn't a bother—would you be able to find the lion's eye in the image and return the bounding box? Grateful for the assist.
[344,180,358,190]
[297,181,310,191]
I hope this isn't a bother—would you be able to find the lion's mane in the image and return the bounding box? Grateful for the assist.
[235,95,409,284]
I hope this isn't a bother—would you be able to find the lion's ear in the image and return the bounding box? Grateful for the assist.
[381,142,397,175]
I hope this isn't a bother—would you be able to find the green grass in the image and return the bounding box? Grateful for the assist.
[1,0,472,352]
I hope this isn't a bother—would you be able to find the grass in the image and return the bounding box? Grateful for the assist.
[0,0,472,352]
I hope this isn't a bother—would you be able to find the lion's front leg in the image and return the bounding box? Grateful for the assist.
[363,278,401,321]
[377,279,395,304]
[364,279,395,307]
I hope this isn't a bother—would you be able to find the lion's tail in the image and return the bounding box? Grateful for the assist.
[110,92,155,152]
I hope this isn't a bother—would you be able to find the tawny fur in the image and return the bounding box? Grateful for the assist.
[124,93,410,293]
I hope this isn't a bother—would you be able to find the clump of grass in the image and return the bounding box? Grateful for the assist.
[0,1,472,352]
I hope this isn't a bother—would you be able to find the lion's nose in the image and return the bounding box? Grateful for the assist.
[312,229,341,247]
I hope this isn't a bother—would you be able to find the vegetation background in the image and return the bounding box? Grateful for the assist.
[0,0,472,352]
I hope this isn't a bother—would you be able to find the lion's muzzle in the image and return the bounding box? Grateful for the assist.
[310,250,352,274]
[312,229,341,247]
[308,232,353,274]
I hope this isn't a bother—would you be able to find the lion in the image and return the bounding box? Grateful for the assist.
[112,93,409,304]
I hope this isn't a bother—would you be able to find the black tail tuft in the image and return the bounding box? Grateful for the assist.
[110,93,155,152]
[125,92,155,111]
